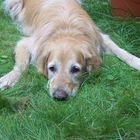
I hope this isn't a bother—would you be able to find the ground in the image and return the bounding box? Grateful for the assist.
[0,0,140,139]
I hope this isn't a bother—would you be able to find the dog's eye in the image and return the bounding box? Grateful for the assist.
[49,66,57,72]
[71,66,80,74]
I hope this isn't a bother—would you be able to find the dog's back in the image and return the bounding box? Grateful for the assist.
[4,0,84,35]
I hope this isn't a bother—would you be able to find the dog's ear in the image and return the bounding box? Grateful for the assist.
[83,49,101,72]
[37,50,50,77]
[85,55,101,72]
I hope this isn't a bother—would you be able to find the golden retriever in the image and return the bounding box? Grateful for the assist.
[0,0,140,100]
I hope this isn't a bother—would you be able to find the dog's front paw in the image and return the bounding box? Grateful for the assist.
[3,0,23,20]
[0,70,21,90]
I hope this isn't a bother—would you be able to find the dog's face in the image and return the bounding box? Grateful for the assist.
[37,37,101,100]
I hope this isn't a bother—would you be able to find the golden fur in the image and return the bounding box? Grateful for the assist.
[1,0,140,100]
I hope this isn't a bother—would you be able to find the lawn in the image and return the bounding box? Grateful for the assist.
[0,0,140,139]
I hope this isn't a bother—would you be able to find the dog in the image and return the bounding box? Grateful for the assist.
[0,0,140,100]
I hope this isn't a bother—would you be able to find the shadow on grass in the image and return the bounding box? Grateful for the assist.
[0,95,31,113]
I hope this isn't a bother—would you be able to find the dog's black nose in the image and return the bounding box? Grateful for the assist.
[53,90,68,101]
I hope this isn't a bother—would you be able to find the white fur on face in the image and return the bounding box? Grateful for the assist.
[47,59,81,97]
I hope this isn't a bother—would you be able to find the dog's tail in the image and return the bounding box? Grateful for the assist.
[100,33,140,71]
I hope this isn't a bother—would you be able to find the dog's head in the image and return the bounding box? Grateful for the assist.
[37,36,101,100]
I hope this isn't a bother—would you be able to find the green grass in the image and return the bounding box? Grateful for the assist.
[0,0,140,139]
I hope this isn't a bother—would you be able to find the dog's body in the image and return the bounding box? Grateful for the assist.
[0,0,140,100]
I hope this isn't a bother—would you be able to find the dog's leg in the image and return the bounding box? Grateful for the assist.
[0,38,30,90]
[100,32,140,71]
